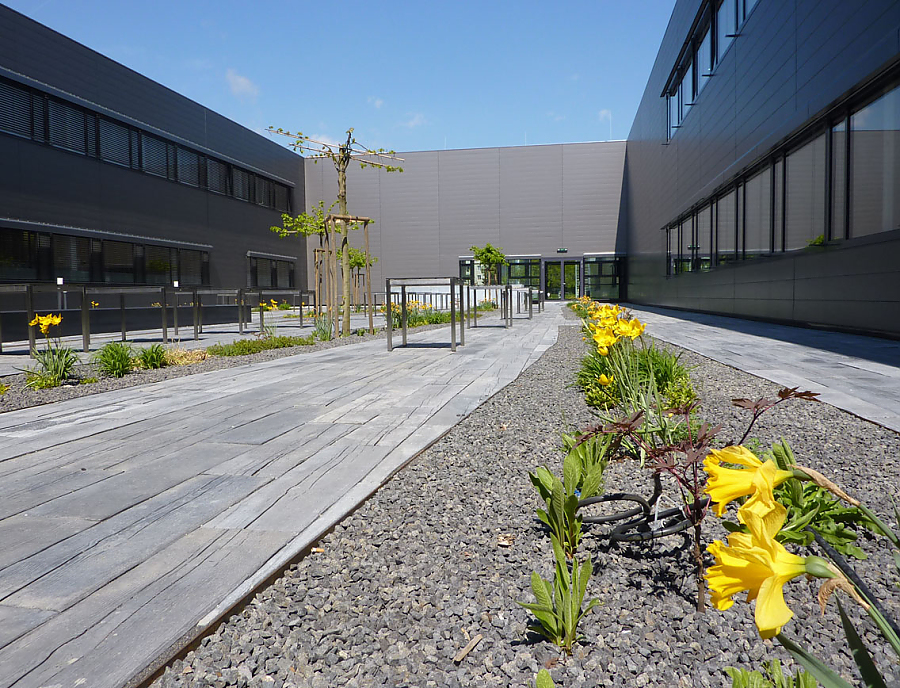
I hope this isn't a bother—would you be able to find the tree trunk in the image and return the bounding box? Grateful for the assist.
[337,160,351,336]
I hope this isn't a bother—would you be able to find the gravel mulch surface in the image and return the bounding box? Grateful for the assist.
[147,317,900,688]
[0,319,469,414]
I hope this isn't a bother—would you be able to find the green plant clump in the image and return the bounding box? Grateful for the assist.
[93,341,134,378]
[136,344,167,370]
[517,536,598,655]
[726,659,817,688]
[0,382,9,395]
[79,377,99,385]
[207,334,315,357]
[313,314,334,341]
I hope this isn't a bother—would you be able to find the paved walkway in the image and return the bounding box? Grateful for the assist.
[626,304,900,433]
[0,306,562,688]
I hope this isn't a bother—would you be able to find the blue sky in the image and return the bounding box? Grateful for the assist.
[4,0,676,153]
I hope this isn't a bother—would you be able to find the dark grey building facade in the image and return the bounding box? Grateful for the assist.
[625,0,900,337]
[305,142,628,301]
[0,5,304,294]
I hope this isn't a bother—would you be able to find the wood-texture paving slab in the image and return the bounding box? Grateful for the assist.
[0,306,566,688]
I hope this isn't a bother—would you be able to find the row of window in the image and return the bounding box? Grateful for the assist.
[0,76,292,212]
[667,0,759,140]
[249,256,295,289]
[0,229,210,286]
[584,257,621,301]
[666,79,900,274]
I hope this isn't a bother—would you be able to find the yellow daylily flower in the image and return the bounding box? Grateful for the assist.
[592,329,620,349]
[29,313,63,335]
[598,374,613,386]
[706,501,807,638]
[597,346,609,356]
[703,446,794,517]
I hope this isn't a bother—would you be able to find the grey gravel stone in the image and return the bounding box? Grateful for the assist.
[149,313,900,688]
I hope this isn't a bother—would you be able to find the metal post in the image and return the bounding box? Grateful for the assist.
[193,289,200,340]
[401,285,408,347]
[450,280,457,352]
[508,286,513,327]
[161,288,168,344]
[173,291,179,338]
[238,289,244,334]
[26,284,36,357]
[385,279,393,351]
[81,287,90,352]
[120,293,127,341]
[528,287,534,319]
[259,293,265,334]
[458,280,464,347]
[473,286,478,328]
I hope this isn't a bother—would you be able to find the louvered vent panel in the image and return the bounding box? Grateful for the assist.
[0,79,31,139]
[103,240,135,283]
[276,260,291,288]
[233,168,251,201]
[176,148,199,186]
[140,133,167,177]
[273,183,290,212]
[48,99,86,154]
[145,245,172,285]
[255,176,272,207]
[99,118,131,166]
[256,257,272,287]
[179,249,202,286]
[0,228,37,280]
[86,115,97,156]
[207,158,228,194]
[53,235,91,281]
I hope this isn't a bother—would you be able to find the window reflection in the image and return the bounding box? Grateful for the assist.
[717,190,737,263]
[744,169,771,257]
[851,85,900,237]
[785,134,826,250]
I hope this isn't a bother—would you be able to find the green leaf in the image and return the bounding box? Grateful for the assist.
[836,599,888,688]
[776,634,855,688]
[722,520,745,533]
[563,450,579,496]
[531,571,553,610]
[535,668,555,688]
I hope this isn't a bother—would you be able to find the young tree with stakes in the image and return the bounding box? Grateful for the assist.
[268,127,402,336]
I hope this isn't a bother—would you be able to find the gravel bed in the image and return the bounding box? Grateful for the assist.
[149,317,900,688]
[0,318,471,414]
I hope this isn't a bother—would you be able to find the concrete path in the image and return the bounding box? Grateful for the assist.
[626,304,900,433]
[0,306,562,688]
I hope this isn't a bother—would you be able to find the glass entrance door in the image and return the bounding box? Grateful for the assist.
[563,261,580,299]
[544,261,562,300]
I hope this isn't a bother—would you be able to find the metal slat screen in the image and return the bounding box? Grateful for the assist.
[53,234,91,282]
[140,133,168,177]
[103,240,135,283]
[207,158,229,194]
[176,148,200,187]
[0,80,31,139]
[233,167,251,201]
[48,99,87,154]
[99,117,132,167]
[0,228,38,280]
[178,249,203,286]
[145,245,172,285]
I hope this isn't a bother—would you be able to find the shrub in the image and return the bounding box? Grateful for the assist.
[0,383,8,395]
[94,341,134,378]
[277,301,292,310]
[136,344,167,370]
[207,334,315,357]
[79,377,99,385]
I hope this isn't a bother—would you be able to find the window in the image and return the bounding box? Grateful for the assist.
[773,158,784,251]
[48,99,86,154]
[696,204,712,270]
[233,168,252,201]
[53,235,91,282]
[254,257,272,287]
[717,190,737,262]
[0,79,32,139]
[716,0,737,62]
[276,260,292,288]
[744,168,771,257]
[145,245,172,285]
[141,133,168,178]
[207,158,229,195]
[831,120,847,240]
[742,0,759,21]
[179,249,203,286]
[99,118,132,167]
[176,147,200,187]
[696,27,712,95]
[103,241,135,283]
[850,84,900,238]
[274,183,291,212]
[0,228,38,280]
[255,175,273,207]
[680,64,693,121]
[785,134,826,250]
[678,217,693,273]
[669,89,680,139]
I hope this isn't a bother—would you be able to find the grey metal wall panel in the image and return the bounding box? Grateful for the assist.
[304,142,626,291]
[625,0,900,336]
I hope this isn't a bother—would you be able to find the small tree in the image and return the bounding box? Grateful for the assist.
[271,200,331,312]
[469,243,508,286]
[348,246,378,307]
[268,127,402,335]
